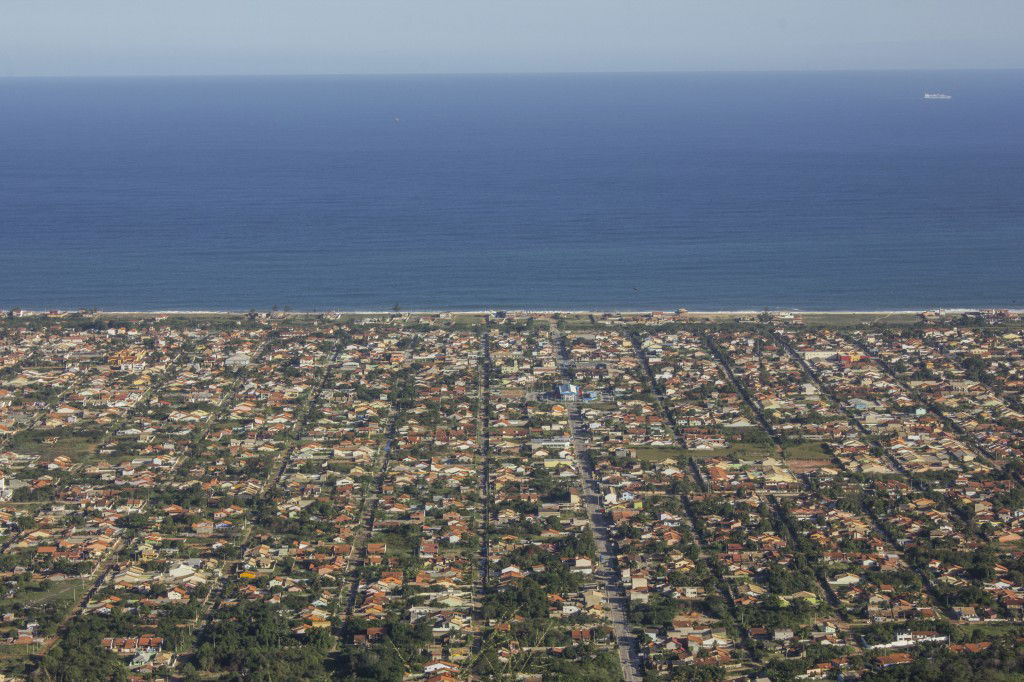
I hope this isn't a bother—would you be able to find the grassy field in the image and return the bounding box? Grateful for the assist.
[557,316,603,331]
[957,622,1019,640]
[784,442,831,459]
[632,446,688,462]
[7,432,100,459]
[0,576,88,610]
[0,642,43,660]
[797,313,921,327]
[717,442,778,460]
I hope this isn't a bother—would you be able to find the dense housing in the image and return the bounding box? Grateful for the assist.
[0,309,1022,681]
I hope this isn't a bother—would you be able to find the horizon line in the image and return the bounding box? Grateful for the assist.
[2,66,1024,80]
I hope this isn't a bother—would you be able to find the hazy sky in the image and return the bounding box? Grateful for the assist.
[2,0,1023,77]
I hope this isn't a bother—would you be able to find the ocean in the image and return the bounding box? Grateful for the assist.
[1,71,1022,312]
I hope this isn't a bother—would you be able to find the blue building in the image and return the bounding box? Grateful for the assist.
[556,383,580,400]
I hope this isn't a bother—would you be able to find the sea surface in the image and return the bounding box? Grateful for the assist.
[1,71,1022,311]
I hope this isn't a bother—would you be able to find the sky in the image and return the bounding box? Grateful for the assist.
[2,0,1023,77]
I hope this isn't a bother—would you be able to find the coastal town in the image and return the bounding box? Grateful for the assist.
[0,308,1023,681]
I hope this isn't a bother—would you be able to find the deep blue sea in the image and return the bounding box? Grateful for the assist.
[1,71,1022,311]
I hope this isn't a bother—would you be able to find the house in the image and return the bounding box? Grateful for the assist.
[225,352,251,370]
[876,652,913,667]
[101,636,164,655]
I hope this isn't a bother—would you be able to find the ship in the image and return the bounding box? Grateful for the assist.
[923,93,952,100]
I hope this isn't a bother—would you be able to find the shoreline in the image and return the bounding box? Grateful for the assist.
[5,307,1022,316]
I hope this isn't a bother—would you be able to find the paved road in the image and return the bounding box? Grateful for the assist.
[553,330,642,682]
[570,419,642,682]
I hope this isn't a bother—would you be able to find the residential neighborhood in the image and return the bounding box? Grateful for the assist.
[1,309,1024,680]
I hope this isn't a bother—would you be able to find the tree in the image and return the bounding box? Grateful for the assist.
[39,617,129,682]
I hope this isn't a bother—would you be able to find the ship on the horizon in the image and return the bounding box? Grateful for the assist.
[923,92,952,100]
